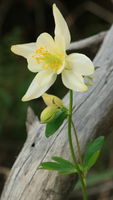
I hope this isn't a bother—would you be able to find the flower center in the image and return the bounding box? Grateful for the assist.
[33,47,64,72]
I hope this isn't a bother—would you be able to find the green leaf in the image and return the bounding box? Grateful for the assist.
[39,156,78,175]
[85,151,100,170]
[77,164,85,172]
[83,136,105,169]
[52,156,75,169]
[59,169,77,175]
[39,162,61,170]
[45,110,68,137]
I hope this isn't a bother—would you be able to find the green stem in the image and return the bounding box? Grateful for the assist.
[68,90,78,166]
[71,120,83,165]
[68,90,88,200]
[72,121,88,199]
[80,175,88,200]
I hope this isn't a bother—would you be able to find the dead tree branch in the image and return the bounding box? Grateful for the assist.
[1,26,113,200]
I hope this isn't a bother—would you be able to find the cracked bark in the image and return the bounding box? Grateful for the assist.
[1,26,113,200]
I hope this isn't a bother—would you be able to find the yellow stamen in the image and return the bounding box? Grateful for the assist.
[33,46,64,72]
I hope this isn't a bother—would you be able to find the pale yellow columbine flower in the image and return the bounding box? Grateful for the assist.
[11,4,94,101]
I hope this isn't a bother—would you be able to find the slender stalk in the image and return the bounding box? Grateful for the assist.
[71,120,83,165]
[68,90,78,166]
[79,175,88,200]
[68,90,88,200]
[71,121,88,198]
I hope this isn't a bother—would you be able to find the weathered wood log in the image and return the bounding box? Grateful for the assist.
[69,31,107,51]
[1,26,113,200]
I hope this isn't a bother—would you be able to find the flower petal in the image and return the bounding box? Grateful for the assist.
[54,34,65,54]
[67,53,94,75]
[36,32,55,52]
[27,55,43,72]
[53,4,71,49]
[62,68,88,92]
[22,70,57,101]
[57,62,65,74]
[11,43,36,58]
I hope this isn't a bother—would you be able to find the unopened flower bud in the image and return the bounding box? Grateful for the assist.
[40,106,58,124]
[42,93,63,107]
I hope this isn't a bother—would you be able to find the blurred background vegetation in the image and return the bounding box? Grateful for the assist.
[0,0,113,199]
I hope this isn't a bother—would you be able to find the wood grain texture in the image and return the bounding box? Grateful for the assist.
[69,31,107,51]
[1,26,113,200]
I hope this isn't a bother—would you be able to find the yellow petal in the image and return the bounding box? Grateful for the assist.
[53,4,71,49]
[67,53,94,75]
[22,70,57,101]
[36,32,56,53]
[62,68,88,92]
[42,93,63,107]
[54,34,65,54]
[27,54,43,72]
[11,43,36,58]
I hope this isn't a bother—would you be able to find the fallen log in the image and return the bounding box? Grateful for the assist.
[69,31,107,51]
[1,26,113,200]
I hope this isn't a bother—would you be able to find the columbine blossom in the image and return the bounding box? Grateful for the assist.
[11,4,94,101]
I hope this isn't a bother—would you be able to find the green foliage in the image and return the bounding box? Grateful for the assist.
[83,136,105,170]
[45,109,68,137]
[75,169,113,189]
[85,151,100,170]
[86,169,113,186]
[39,156,77,175]
[0,28,34,139]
